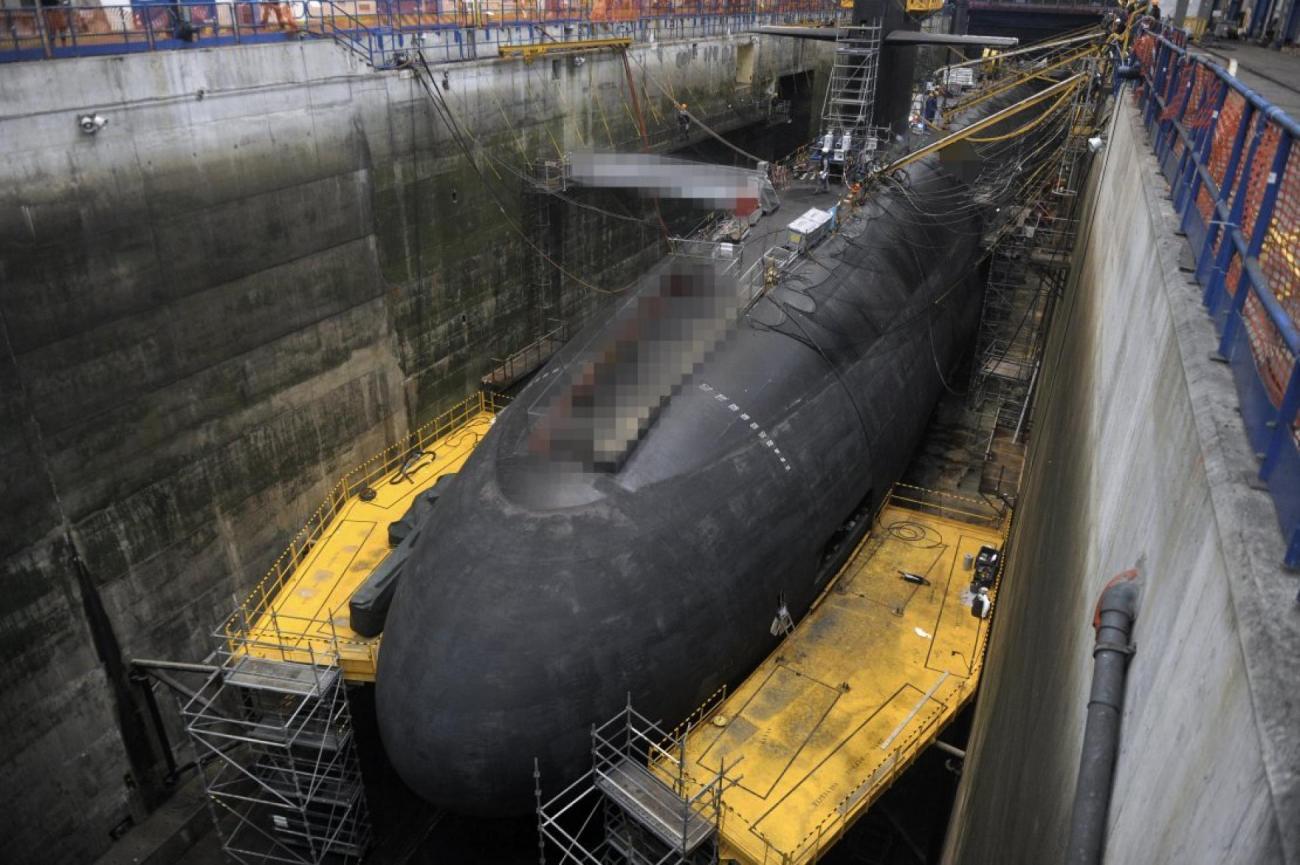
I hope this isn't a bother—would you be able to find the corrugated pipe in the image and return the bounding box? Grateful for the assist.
[1065,569,1140,865]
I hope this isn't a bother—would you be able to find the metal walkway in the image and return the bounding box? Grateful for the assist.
[221,391,505,682]
[651,487,1009,865]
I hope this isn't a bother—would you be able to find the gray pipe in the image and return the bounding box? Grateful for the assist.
[1065,572,1139,865]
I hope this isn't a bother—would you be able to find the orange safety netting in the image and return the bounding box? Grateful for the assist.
[1134,32,1156,73]
[1184,65,1223,130]
[1159,62,1190,121]
[1196,90,1248,223]
[1244,134,1300,418]
[1215,118,1297,434]
[1216,114,1268,291]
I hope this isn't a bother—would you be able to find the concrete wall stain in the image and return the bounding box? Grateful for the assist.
[0,35,831,864]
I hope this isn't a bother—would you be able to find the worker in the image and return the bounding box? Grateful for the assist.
[165,0,198,41]
[923,88,940,124]
[817,163,830,194]
[40,0,72,47]
[260,0,295,32]
[1148,0,1161,21]
[677,103,690,140]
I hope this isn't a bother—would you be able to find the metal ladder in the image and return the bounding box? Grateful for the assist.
[820,20,884,137]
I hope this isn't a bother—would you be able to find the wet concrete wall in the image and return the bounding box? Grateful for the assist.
[0,34,829,864]
[942,101,1299,864]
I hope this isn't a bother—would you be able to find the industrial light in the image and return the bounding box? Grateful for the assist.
[78,114,108,135]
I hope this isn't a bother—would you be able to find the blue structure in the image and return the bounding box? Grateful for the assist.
[1134,21,1300,567]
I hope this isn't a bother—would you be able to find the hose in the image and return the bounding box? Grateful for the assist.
[1065,570,1140,865]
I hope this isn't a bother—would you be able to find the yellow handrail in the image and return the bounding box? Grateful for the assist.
[221,390,510,646]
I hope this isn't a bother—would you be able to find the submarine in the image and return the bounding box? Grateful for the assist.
[375,26,1070,813]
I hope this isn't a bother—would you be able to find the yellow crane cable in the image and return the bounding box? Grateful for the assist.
[879,73,1086,176]
[594,91,616,147]
[485,89,529,159]
[967,83,1081,143]
[409,55,627,296]
[941,44,1098,122]
[939,29,1103,72]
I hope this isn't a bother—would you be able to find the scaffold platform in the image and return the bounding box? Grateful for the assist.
[653,486,1009,865]
[221,391,506,682]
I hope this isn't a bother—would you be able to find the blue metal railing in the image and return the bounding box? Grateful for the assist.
[1132,21,1300,567]
[1,0,838,66]
[1,2,309,62]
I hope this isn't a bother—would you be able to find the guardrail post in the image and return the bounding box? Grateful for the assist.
[1143,41,1165,128]
[1191,90,1249,287]
[1260,363,1300,480]
[1173,73,1225,214]
[35,3,52,59]
[1204,106,1263,314]
[1217,131,1290,360]
[1251,132,1297,486]
[1155,60,1189,161]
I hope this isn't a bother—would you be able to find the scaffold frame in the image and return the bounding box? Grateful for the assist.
[182,621,371,865]
[536,697,738,865]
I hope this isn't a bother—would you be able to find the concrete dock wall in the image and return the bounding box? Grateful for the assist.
[943,101,1299,864]
[0,35,829,864]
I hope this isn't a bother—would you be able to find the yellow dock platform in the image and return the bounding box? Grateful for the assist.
[221,392,506,682]
[656,487,1008,865]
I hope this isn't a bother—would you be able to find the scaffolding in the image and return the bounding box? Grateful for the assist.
[182,623,370,865]
[966,110,1091,498]
[536,699,736,865]
[819,21,887,160]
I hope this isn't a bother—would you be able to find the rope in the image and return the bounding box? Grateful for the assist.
[408,51,629,296]
[630,52,765,165]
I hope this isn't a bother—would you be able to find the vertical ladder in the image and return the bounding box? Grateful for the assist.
[1054,65,1098,196]
[820,21,884,139]
[525,157,565,342]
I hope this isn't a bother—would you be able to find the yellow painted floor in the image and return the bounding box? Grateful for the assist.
[657,497,1007,865]
[237,411,495,681]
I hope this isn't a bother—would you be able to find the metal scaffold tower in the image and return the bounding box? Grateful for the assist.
[820,21,885,156]
[967,80,1094,497]
[536,699,735,865]
[182,629,371,865]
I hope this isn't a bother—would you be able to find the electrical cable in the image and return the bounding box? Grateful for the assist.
[630,51,766,165]
[407,51,631,295]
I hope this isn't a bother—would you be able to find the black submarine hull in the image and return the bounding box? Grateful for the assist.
[374,140,1017,811]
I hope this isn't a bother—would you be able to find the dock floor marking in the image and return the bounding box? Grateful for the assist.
[655,501,1005,865]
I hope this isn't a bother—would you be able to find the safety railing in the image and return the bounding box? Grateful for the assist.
[967,0,1110,8]
[887,482,1010,531]
[1,2,306,62]
[2,0,839,65]
[481,323,567,390]
[218,389,510,657]
[1132,22,1300,567]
